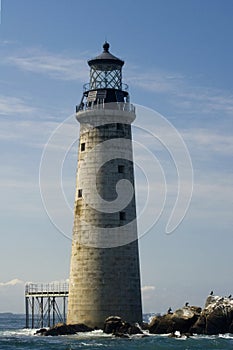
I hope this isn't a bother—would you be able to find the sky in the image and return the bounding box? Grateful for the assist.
[0,0,233,315]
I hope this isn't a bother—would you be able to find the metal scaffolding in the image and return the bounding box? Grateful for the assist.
[25,282,69,329]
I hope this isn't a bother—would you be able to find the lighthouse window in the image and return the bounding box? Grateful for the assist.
[78,189,83,198]
[81,143,85,151]
[118,165,125,173]
[119,211,126,221]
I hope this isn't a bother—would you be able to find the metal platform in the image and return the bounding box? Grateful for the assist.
[25,282,69,329]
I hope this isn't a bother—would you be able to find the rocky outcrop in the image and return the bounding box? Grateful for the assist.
[103,316,144,337]
[35,295,233,337]
[171,306,201,333]
[35,322,94,336]
[191,295,233,335]
[36,317,144,337]
[149,295,233,336]
[103,316,123,334]
[148,306,201,335]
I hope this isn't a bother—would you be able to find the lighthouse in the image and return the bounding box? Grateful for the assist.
[67,42,142,328]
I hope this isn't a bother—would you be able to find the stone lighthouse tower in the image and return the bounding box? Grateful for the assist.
[67,42,142,328]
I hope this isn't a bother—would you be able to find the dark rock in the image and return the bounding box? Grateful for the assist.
[206,307,229,335]
[183,332,193,337]
[117,322,143,335]
[103,316,143,336]
[103,316,123,334]
[229,320,233,334]
[44,323,76,336]
[71,323,94,333]
[191,295,233,335]
[141,322,149,330]
[147,315,161,333]
[190,315,206,334]
[148,314,174,334]
[128,324,143,335]
[148,306,201,334]
[206,305,233,335]
[35,328,47,335]
[114,332,130,338]
[171,306,201,333]
[35,322,94,336]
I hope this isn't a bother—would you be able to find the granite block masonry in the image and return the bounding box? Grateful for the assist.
[67,42,142,329]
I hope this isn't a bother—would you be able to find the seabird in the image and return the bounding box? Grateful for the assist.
[167,307,172,314]
[185,302,189,307]
[210,291,214,295]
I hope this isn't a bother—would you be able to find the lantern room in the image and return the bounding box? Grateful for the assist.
[77,42,130,112]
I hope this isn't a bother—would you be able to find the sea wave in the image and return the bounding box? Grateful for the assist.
[0,328,36,337]
[70,329,114,339]
[219,333,233,339]
[192,333,233,340]
[3,327,233,340]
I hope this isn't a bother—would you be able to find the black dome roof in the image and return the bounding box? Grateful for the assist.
[88,42,124,67]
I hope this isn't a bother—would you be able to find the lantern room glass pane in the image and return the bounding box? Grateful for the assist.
[90,67,122,90]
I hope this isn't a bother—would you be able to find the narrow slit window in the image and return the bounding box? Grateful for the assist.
[119,211,126,221]
[118,165,125,173]
[81,143,85,151]
[78,189,83,198]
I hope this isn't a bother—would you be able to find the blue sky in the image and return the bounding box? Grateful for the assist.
[0,0,233,314]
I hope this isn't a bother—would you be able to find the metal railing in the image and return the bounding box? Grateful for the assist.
[83,82,129,92]
[76,101,135,114]
[25,282,69,295]
[25,282,68,328]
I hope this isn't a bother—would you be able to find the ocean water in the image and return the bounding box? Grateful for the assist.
[0,314,233,350]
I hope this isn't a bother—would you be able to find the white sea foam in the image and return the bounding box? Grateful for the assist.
[2,326,233,342]
[75,329,113,338]
[219,333,233,339]
[192,333,233,340]
[0,328,36,337]
[79,342,106,347]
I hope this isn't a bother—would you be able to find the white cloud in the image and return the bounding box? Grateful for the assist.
[129,70,183,94]
[0,116,73,149]
[176,89,233,114]
[182,128,233,156]
[0,95,36,116]
[142,285,156,293]
[0,279,24,287]
[5,48,88,81]
[141,286,157,313]
[128,66,233,116]
[0,279,25,313]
